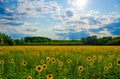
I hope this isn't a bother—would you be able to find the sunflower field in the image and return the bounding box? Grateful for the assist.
[0,46,120,79]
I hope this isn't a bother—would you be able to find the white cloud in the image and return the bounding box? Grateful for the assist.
[17,0,62,18]
[0,20,58,39]
[5,8,14,13]
[89,29,112,38]
[0,18,11,23]
[0,21,41,35]
[68,0,88,10]
[53,10,120,39]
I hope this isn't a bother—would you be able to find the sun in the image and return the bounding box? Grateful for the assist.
[75,0,88,7]
[69,0,88,10]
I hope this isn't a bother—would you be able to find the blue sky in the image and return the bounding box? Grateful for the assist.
[0,0,120,40]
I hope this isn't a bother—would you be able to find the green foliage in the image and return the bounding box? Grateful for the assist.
[14,39,25,45]
[81,36,119,45]
[99,36,112,45]
[81,35,99,45]
[24,36,52,42]
[0,33,15,46]
[20,35,120,45]
[107,37,120,45]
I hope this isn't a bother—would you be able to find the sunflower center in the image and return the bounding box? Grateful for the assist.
[90,60,93,62]
[38,67,41,70]
[118,61,120,64]
[24,62,26,64]
[109,64,112,66]
[41,60,44,63]
[49,75,51,78]
[80,68,82,70]
[44,66,46,68]
[88,58,90,60]
[68,60,71,62]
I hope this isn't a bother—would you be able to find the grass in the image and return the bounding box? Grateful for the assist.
[0,46,120,79]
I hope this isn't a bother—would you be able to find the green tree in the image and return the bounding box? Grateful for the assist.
[0,33,15,46]
[107,37,120,45]
[99,36,112,45]
[81,35,98,45]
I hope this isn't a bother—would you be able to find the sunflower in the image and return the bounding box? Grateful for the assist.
[108,55,111,58]
[110,55,114,58]
[87,57,91,61]
[51,58,56,63]
[93,56,96,60]
[36,65,42,73]
[89,59,94,66]
[22,61,27,66]
[0,60,4,65]
[104,66,108,71]
[42,64,47,70]
[47,74,53,79]
[90,59,94,63]
[27,76,32,79]
[58,62,63,67]
[10,59,14,64]
[117,59,120,66]
[108,63,112,68]
[67,59,72,63]
[41,60,45,64]
[78,66,84,72]
[46,57,50,62]
[98,56,103,60]
[108,55,114,59]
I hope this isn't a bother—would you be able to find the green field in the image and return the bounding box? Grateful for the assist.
[0,46,120,79]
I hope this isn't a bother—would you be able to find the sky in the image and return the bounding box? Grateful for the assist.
[0,0,120,40]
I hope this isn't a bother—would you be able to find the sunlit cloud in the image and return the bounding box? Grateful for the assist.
[68,0,88,10]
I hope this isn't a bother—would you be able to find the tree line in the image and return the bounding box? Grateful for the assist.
[0,33,120,46]
[81,35,120,45]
